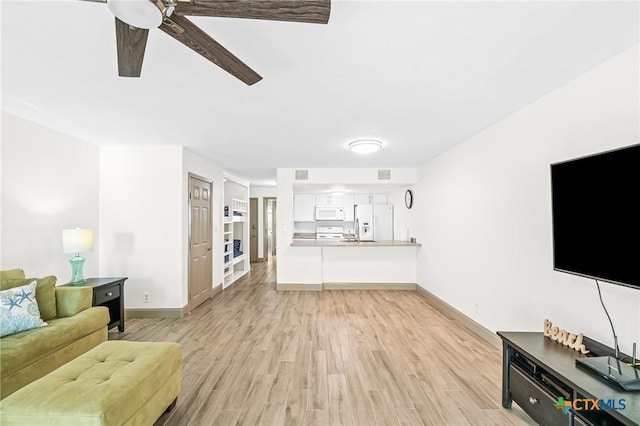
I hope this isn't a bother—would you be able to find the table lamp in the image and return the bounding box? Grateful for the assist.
[62,228,94,285]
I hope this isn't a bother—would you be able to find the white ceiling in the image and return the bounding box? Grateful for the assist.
[2,1,638,186]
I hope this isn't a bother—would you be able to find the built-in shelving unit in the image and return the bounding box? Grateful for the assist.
[223,220,234,282]
[223,179,249,288]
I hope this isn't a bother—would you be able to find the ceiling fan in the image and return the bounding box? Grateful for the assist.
[86,0,331,85]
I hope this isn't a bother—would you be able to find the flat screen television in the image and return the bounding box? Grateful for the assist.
[551,144,640,290]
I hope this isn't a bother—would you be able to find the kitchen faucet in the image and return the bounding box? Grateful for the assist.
[355,218,360,242]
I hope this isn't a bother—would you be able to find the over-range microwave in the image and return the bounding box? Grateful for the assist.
[315,205,345,221]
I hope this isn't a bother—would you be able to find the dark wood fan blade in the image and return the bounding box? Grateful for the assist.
[176,0,330,24]
[159,14,262,85]
[115,17,149,77]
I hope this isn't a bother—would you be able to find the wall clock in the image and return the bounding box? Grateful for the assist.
[405,189,413,209]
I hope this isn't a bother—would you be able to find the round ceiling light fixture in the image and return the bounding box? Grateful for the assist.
[348,139,383,154]
[108,0,164,29]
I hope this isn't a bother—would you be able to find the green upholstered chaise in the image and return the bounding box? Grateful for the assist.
[0,269,110,399]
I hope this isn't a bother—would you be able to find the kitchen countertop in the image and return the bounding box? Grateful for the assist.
[292,232,317,240]
[290,239,421,247]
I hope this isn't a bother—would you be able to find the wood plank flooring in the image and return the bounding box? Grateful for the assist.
[117,259,534,425]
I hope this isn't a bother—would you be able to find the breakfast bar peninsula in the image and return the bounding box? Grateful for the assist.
[278,239,421,291]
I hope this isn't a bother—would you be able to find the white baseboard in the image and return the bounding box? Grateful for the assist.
[126,283,223,319]
[415,285,501,349]
[125,307,185,319]
[323,282,416,291]
[276,283,416,291]
[276,283,323,291]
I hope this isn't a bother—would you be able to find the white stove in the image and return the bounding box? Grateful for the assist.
[316,226,343,240]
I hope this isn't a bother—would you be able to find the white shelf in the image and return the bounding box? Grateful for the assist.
[231,198,247,212]
[224,269,249,288]
[223,191,249,288]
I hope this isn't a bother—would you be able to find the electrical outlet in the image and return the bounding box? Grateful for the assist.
[144,293,150,303]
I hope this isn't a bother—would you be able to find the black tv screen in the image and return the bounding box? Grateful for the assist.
[551,144,640,289]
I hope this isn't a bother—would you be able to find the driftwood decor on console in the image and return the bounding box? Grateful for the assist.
[543,319,590,354]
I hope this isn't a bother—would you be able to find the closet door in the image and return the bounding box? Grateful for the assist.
[189,175,212,311]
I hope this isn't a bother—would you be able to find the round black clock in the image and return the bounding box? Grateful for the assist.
[405,189,413,209]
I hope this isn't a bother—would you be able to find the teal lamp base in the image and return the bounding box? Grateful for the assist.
[68,254,87,285]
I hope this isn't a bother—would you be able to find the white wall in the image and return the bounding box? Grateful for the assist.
[388,187,417,242]
[99,146,183,309]
[1,128,230,310]
[292,168,418,184]
[249,186,277,259]
[1,113,100,281]
[411,46,640,353]
[322,247,417,283]
[224,176,249,204]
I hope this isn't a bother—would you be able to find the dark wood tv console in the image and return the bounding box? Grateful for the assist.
[498,332,639,426]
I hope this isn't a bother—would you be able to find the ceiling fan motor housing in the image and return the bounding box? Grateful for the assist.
[108,0,164,29]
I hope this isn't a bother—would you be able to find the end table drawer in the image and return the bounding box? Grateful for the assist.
[95,284,121,305]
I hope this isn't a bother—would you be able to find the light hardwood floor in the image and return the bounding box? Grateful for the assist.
[118,259,534,425]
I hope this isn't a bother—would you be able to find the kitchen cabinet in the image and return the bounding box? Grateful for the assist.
[343,194,354,222]
[354,193,388,205]
[316,193,344,206]
[372,193,388,204]
[294,193,316,221]
[353,194,370,205]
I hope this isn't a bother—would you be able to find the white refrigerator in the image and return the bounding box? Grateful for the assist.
[354,204,394,241]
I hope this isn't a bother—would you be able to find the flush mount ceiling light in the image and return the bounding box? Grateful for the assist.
[348,139,383,154]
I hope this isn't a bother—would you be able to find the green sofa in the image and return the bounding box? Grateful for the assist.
[0,269,110,399]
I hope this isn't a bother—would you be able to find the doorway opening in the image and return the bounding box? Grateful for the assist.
[249,197,258,263]
[263,197,277,261]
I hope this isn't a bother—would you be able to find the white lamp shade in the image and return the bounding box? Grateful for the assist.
[63,228,94,254]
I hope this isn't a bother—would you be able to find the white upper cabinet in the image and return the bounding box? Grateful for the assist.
[353,193,370,205]
[316,193,344,206]
[295,192,388,222]
[372,193,388,204]
[353,193,388,205]
[343,194,355,221]
[294,193,316,221]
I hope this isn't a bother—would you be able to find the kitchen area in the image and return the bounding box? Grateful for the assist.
[277,172,421,290]
[292,192,396,243]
